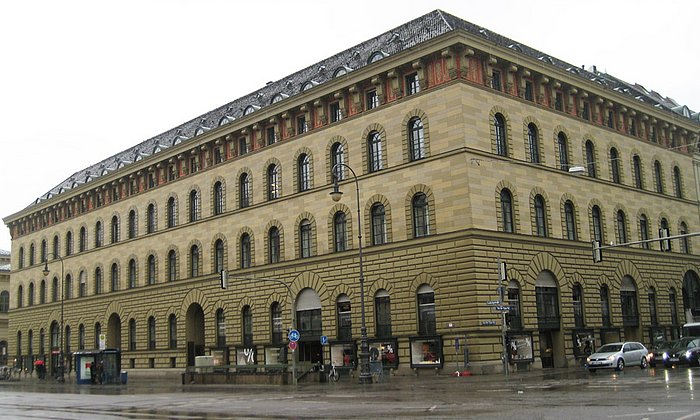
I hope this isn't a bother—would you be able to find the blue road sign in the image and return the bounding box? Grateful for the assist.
[288,329,300,342]
[320,335,328,345]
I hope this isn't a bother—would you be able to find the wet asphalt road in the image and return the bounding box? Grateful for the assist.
[1,366,700,419]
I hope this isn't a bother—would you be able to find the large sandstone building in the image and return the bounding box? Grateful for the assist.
[4,10,700,378]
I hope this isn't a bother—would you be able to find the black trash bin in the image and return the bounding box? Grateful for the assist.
[120,370,128,384]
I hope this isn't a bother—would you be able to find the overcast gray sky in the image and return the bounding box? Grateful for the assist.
[1,0,698,252]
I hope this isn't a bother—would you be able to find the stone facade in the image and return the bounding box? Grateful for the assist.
[4,11,700,377]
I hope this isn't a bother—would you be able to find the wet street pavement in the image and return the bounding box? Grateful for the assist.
[1,366,700,419]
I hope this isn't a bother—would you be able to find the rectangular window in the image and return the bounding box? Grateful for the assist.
[266,127,276,146]
[329,102,341,123]
[366,90,378,110]
[405,73,420,95]
[296,115,307,135]
[582,102,590,120]
[554,91,563,111]
[524,81,534,101]
[491,70,502,91]
[238,137,248,155]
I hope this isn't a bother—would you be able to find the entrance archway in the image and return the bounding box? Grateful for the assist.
[535,270,562,368]
[107,313,121,349]
[185,303,205,366]
[683,271,700,322]
[295,288,323,363]
[620,275,641,341]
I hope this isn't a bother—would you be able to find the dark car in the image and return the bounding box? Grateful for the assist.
[659,337,700,368]
[679,340,700,367]
[648,339,678,368]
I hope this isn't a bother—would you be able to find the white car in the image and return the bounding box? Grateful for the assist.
[586,342,649,372]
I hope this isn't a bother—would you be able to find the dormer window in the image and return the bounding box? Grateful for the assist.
[243,105,256,116]
[368,51,387,64]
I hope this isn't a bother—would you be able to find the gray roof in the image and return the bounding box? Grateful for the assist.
[29,9,698,209]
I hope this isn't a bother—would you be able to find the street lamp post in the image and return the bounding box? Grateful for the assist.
[330,163,372,384]
[42,254,65,383]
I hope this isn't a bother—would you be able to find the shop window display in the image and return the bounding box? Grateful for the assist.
[409,337,442,368]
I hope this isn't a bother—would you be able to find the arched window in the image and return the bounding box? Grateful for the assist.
[214,181,224,215]
[673,166,683,198]
[129,319,137,351]
[270,303,282,344]
[535,271,560,329]
[28,282,35,306]
[78,270,86,297]
[214,239,224,273]
[660,218,671,252]
[147,204,156,234]
[333,211,347,252]
[239,173,251,208]
[417,284,436,335]
[564,200,576,240]
[65,231,73,256]
[53,235,60,258]
[65,274,72,300]
[680,222,690,254]
[367,131,383,172]
[639,214,650,249]
[500,189,514,233]
[633,155,643,188]
[585,140,596,178]
[95,221,103,248]
[52,276,59,302]
[494,113,507,156]
[267,164,280,200]
[528,123,540,164]
[616,210,627,244]
[242,306,253,346]
[110,263,119,292]
[620,276,639,326]
[167,197,176,228]
[216,308,226,347]
[190,245,200,277]
[669,288,679,326]
[18,247,24,269]
[29,243,35,265]
[299,219,312,258]
[168,250,177,281]
[297,154,310,192]
[148,316,156,350]
[648,287,658,326]
[371,203,386,245]
[330,142,345,181]
[40,279,46,304]
[147,255,156,285]
[94,267,102,295]
[111,216,119,243]
[78,324,85,350]
[572,283,584,328]
[412,193,430,238]
[79,227,87,252]
[506,280,522,329]
[268,227,280,264]
[17,285,23,308]
[128,259,137,288]
[128,210,137,239]
[610,148,620,183]
[336,294,352,340]
[40,239,47,263]
[240,233,251,268]
[592,205,603,242]
[557,132,569,171]
[534,195,547,237]
[168,314,177,349]
[409,117,425,161]
[654,160,663,194]
[375,290,392,338]
[189,190,200,222]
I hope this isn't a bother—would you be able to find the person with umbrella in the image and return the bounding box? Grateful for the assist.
[34,359,46,380]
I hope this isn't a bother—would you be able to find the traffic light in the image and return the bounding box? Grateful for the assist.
[592,240,602,263]
[659,228,671,252]
[220,269,228,289]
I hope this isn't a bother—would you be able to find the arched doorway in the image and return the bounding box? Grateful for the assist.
[185,303,205,367]
[296,288,323,364]
[107,313,121,349]
[50,321,60,376]
[620,275,641,341]
[535,271,561,368]
[682,271,700,323]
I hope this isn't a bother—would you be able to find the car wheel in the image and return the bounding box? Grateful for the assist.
[616,359,625,371]
[640,357,648,369]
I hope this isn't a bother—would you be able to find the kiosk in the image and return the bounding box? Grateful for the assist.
[74,349,122,385]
